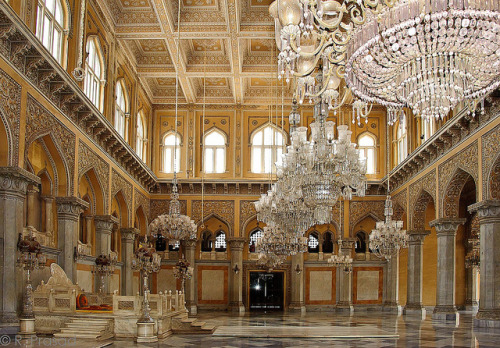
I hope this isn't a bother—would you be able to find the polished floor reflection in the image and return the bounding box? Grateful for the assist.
[112,311,500,347]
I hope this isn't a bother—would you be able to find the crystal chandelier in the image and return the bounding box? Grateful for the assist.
[173,256,194,294]
[92,254,117,295]
[345,0,500,122]
[327,239,353,273]
[149,0,197,244]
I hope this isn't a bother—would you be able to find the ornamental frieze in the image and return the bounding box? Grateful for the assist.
[134,188,150,218]
[438,141,478,216]
[481,124,500,199]
[348,200,385,235]
[191,200,235,235]
[25,94,76,195]
[150,199,187,221]
[0,68,21,166]
[78,142,110,212]
[239,200,257,230]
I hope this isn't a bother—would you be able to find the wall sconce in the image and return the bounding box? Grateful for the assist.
[295,264,302,274]
[233,264,240,274]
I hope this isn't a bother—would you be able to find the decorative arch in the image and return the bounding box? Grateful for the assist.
[488,154,500,200]
[113,190,129,228]
[79,168,105,215]
[135,205,148,237]
[203,126,228,144]
[411,189,435,229]
[350,212,384,236]
[442,167,477,218]
[0,107,13,166]
[197,213,232,237]
[37,168,53,196]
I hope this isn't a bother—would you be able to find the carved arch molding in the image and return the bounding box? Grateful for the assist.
[482,124,500,200]
[78,142,110,212]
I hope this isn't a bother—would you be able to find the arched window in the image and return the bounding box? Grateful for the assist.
[114,81,128,138]
[358,133,376,174]
[251,125,286,174]
[215,231,226,251]
[422,119,435,142]
[203,129,226,174]
[308,232,319,253]
[201,231,212,252]
[249,229,263,252]
[36,0,65,64]
[322,231,334,253]
[161,132,181,173]
[355,231,367,253]
[84,37,105,112]
[396,118,407,165]
[136,111,146,161]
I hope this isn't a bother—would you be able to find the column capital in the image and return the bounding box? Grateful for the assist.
[0,167,40,198]
[183,239,197,249]
[407,230,430,243]
[429,218,466,236]
[468,200,500,221]
[338,238,356,251]
[40,195,54,203]
[56,196,89,221]
[120,227,139,242]
[227,237,246,251]
[94,215,117,234]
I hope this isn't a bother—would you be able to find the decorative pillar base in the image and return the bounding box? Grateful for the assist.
[135,322,158,343]
[465,300,479,312]
[229,302,245,314]
[404,304,426,320]
[188,305,198,316]
[336,302,354,314]
[432,306,459,324]
[474,310,500,327]
[289,302,306,314]
[383,303,402,315]
[18,318,36,337]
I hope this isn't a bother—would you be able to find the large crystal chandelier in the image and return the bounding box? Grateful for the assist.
[345,0,500,122]
[149,0,197,244]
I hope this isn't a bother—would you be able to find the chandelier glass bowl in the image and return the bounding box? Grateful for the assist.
[345,0,500,122]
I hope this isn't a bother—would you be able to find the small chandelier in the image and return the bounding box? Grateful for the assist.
[256,225,308,268]
[345,0,500,122]
[173,256,193,294]
[327,239,353,273]
[92,254,117,295]
[369,195,408,260]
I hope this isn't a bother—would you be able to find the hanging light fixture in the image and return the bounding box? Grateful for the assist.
[327,238,353,273]
[345,0,499,123]
[149,0,197,244]
[369,122,408,260]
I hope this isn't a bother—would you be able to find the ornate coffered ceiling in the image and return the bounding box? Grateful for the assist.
[100,0,292,105]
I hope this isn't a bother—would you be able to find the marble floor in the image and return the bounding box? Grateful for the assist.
[2,311,499,347]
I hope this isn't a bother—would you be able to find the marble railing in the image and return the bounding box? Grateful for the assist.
[33,289,77,314]
[112,290,185,317]
[0,2,156,190]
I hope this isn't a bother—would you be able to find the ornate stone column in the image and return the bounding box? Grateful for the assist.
[337,238,355,313]
[384,253,401,314]
[0,167,40,323]
[56,197,88,283]
[289,252,305,312]
[404,230,430,319]
[468,200,500,327]
[120,228,139,296]
[26,186,39,228]
[94,215,115,257]
[228,238,245,313]
[465,266,479,312]
[83,215,93,245]
[183,239,197,315]
[41,196,54,235]
[429,218,466,322]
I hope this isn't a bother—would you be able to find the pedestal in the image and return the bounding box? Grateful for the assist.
[135,322,157,343]
[183,239,197,315]
[18,318,36,338]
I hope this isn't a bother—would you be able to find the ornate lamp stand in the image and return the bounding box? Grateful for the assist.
[91,254,116,303]
[173,255,193,307]
[132,238,161,343]
[16,232,46,338]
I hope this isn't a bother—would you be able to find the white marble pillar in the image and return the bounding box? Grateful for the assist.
[0,168,40,323]
[183,239,197,315]
[429,218,465,322]
[289,252,305,312]
[468,200,500,327]
[56,197,88,283]
[120,228,138,296]
[404,230,430,319]
[384,253,401,314]
[337,238,355,313]
[26,186,39,228]
[228,238,245,313]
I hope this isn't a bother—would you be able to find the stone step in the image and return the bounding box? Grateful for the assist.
[60,328,107,334]
[54,332,101,339]
[191,321,206,327]
[65,322,110,328]
[180,318,197,324]
[201,325,216,333]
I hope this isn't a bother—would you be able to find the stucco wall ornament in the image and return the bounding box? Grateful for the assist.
[0,68,21,166]
[78,142,110,212]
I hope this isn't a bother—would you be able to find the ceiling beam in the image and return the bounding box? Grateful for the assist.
[224,0,243,104]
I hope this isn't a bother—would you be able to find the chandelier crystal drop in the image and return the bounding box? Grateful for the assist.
[369,194,408,260]
[345,0,500,122]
